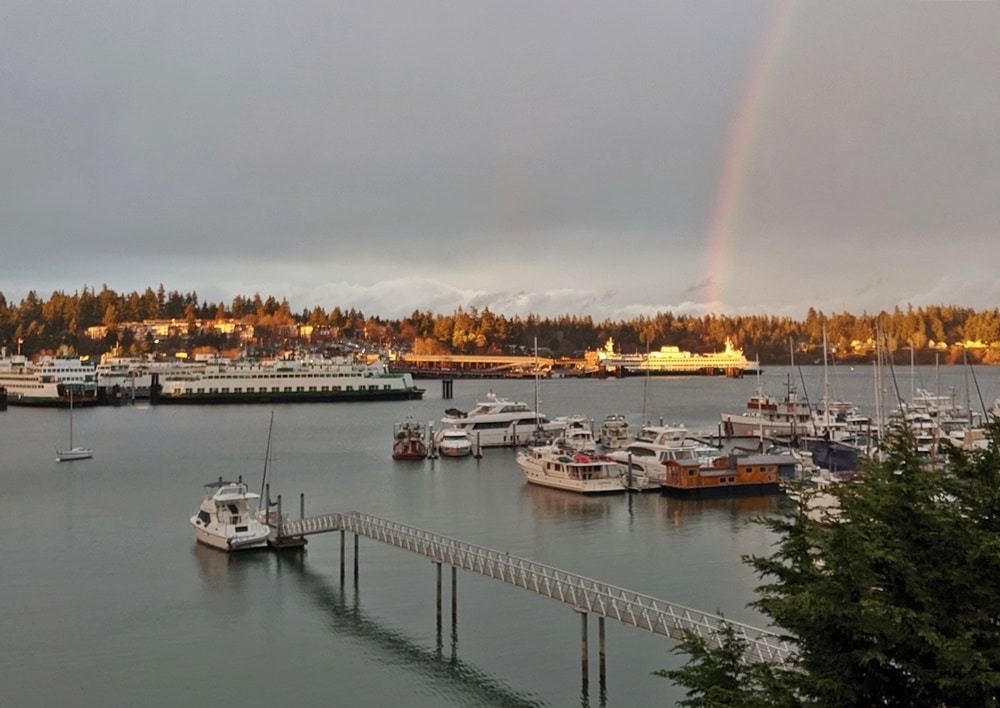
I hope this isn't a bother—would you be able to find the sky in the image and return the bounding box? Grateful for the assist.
[3,1,1000,322]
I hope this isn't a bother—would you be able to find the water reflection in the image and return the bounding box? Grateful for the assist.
[519,483,618,524]
[193,544,547,707]
[643,492,782,532]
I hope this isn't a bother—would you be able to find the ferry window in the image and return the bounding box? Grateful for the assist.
[296,386,304,392]
[321,386,329,391]
[308,386,316,392]
[272,387,280,392]
[234,388,242,393]
[284,387,292,392]
[333,386,341,392]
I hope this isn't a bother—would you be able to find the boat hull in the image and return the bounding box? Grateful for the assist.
[56,447,93,462]
[191,522,270,552]
[659,481,782,498]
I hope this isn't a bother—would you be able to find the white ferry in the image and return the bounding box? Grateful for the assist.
[151,356,423,404]
[0,354,98,406]
[595,337,758,377]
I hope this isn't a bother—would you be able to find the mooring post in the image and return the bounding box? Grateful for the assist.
[339,529,345,584]
[277,494,283,539]
[599,616,606,681]
[435,561,443,629]
[299,492,304,519]
[353,533,359,585]
[579,610,589,686]
[451,566,457,627]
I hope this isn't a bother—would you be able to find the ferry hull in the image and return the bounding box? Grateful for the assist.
[153,389,423,404]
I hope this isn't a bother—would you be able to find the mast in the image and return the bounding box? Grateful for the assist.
[259,411,275,505]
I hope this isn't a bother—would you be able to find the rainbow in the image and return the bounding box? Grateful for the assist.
[703,0,798,310]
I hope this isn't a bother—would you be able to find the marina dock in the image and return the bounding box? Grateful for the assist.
[267,504,792,680]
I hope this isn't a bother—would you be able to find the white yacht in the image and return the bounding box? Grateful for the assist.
[434,427,473,457]
[609,424,721,486]
[441,392,565,448]
[554,414,597,453]
[517,446,626,495]
[191,479,271,552]
[597,414,634,450]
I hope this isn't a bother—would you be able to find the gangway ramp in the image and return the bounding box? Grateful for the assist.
[274,510,792,666]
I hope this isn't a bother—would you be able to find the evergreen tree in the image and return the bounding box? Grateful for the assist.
[662,423,1000,706]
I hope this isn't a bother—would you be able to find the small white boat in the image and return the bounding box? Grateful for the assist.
[56,387,93,462]
[435,427,473,457]
[516,446,627,495]
[191,478,271,552]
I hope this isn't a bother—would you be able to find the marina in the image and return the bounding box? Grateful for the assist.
[4,366,998,706]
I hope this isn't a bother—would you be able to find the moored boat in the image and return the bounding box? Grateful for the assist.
[0,353,98,407]
[151,355,423,404]
[190,478,271,552]
[392,417,428,460]
[516,445,627,495]
[659,453,791,497]
[594,337,757,377]
[434,427,473,458]
[442,392,565,448]
[597,413,634,450]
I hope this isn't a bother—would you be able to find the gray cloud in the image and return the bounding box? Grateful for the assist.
[3,1,999,321]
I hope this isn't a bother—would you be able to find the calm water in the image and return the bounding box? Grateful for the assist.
[3,365,997,707]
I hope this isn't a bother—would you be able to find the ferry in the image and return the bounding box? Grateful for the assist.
[594,337,758,377]
[151,356,423,404]
[0,354,98,407]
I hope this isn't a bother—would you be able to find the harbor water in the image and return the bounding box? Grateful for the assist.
[3,364,997,707]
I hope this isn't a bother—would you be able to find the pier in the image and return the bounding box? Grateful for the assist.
[267,504,793,682]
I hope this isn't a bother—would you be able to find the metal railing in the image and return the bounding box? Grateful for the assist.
[275,510,793,665]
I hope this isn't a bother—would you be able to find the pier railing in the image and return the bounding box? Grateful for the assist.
[275,510,793,666]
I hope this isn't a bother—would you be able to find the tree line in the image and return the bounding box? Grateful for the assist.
[3,284,1000,365]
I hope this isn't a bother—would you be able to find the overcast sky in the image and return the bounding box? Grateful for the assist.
[3,1,999,321]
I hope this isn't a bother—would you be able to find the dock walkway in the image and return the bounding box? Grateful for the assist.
[274,510,792,666]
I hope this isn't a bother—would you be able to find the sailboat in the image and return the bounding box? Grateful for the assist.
[56,386,93,462]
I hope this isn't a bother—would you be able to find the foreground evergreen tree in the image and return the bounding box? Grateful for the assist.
[662,421,1000,706]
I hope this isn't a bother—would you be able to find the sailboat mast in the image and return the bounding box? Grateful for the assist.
[259,411,274,504]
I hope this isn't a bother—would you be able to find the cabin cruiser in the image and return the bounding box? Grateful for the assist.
[517,445,626,495]
[191,479,271,552]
